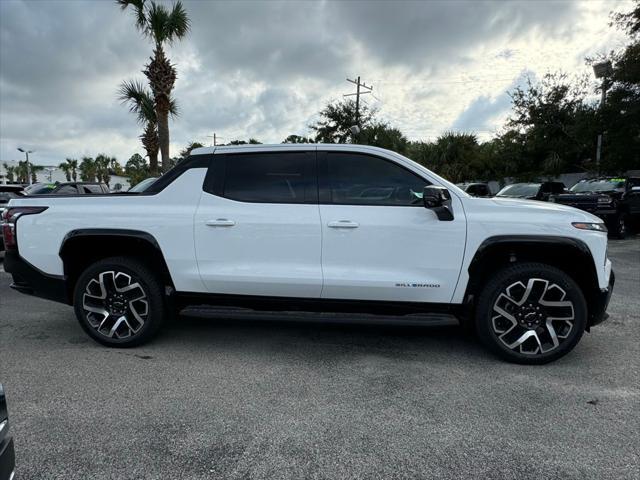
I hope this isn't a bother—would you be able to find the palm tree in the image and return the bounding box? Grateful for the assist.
[30,165,44,184]
[118,79,177,174]
[117,0,190,171]
[2,163,16,183]
[95,155,111,186]
[79,157,97,182]
[58,158,78,182]
[68,158,78,181]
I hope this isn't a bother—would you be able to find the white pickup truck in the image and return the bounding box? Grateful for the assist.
[2,144,614,364]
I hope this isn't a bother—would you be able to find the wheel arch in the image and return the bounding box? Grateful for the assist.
[464,235,601,327]
[59,229,174,302]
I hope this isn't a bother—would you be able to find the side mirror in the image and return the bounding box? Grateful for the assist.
[423,186,454,221]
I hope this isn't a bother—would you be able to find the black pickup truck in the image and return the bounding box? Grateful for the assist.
[550,177,640,238]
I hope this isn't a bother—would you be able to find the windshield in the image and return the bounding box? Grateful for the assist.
[570,179,624,193]
[128,177,158,193]
[25,184,56,195]
[496,183,541,197]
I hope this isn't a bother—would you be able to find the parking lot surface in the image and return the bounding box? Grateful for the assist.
[0,237,639,480]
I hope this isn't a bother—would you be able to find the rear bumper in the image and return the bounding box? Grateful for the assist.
[589,270,615,327]
[0,435,15,480]
[4,249,69,304]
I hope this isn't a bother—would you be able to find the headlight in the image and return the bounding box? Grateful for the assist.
[597,197,613,204]
[572,222,608,232]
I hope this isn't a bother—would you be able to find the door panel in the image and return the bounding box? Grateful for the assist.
[194,151,322,298]
[319,152,466,303]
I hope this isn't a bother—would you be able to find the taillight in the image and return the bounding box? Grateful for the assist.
[1,206,48,251]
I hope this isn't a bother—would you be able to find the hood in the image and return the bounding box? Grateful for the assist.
[466,196,603,223]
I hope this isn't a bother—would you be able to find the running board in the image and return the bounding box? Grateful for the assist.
[179,306,460,327]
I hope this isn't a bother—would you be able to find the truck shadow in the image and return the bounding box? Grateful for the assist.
[158,310,487,363]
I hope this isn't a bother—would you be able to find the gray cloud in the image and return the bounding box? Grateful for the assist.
[0,0,624,166]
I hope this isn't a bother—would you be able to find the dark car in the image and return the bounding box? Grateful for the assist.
[496,181,567,201]
[551,177,640,238]
[0,384,15,480]
[456,182,492,197]
[25,182,110,195]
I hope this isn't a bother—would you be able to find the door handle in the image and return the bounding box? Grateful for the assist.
[206,219,236,227]
[328,220,359,228]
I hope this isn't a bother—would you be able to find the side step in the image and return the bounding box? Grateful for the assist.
[180,306,460,327]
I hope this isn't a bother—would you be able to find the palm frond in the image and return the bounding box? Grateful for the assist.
[116,0,147,31]
[147,1,171,44]
[118,79,156,125]
[168,97,179,118]
[166,1,190,43]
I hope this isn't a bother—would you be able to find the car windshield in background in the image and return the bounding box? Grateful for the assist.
[24,184,56,195]
[570,179,625,193]
[0,192,21,203]
[128,177,158,193]
[496,183,540,197]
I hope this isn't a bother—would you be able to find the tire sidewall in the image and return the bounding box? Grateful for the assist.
[73,257,165,347]
[476,263,587,364]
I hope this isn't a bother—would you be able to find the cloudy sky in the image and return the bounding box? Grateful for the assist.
[0,0,632,166]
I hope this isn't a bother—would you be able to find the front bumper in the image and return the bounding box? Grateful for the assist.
[0,435,15,480]
[4,249,69,304]
[589,270,615,327]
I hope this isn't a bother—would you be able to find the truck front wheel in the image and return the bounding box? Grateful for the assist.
[475,263,587,364]
[73,256,166,347]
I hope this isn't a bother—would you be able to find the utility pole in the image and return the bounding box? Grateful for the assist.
[207,133,221,147]
[344,76,373,127]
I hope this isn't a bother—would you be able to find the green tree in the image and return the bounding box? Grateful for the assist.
[2,163,16,183]
[117,0,190,172]
[179,141,204,159]
[359,122,409,154]
[499,73,597,178]
[58,158,78,182]
[310,99,375,143]
[282,134,315,144]
[226,139,262,145]
[125,153,150,187]
[79,157,97,182]
[599,1,640,173]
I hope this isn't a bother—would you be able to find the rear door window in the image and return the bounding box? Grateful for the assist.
[222,152,315,204]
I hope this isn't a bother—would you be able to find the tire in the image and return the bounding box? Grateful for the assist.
[73,256,166,347]
[611,212,627,239]
[475,262,587,364]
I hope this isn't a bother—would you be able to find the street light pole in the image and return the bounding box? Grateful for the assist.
[593,61,613,174]
[17,147,35,185]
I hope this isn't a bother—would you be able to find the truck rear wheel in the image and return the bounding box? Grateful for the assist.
[73,256,166,347]
[475,263,587,364]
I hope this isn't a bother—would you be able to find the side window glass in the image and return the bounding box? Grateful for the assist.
[223,152,312,203]
[56,185,78,195]
[326,152,428,206]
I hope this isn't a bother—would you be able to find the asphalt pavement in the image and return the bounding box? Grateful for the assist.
[0,238,638,479]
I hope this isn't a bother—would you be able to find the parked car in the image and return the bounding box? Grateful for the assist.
[25,182,110,195]
[550,177,640,239]
[456,182,492,197]
[0,384,15,480]
[0,186,25,252]
[2,144,614,364]
[128,177,158,193]
[496,181,567,201]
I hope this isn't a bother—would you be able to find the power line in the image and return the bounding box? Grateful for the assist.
[344,76,373,126]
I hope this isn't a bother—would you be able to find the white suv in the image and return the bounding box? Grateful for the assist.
[2,144,614,363]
